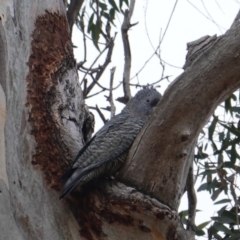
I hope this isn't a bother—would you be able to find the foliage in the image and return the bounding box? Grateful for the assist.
[194,92,240,239]
[76,0,129,50]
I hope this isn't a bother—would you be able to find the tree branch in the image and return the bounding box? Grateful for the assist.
[89,105,108,124]
[106,67,116,118]
[118,10,240,210]
[186,162,197,232]
[82,34,116,98]
[118,0,136,104]
[68,180,195,240]
[77,8,87,67]
[66,0,84,34]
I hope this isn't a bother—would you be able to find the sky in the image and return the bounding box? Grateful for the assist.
[72,1,240,238]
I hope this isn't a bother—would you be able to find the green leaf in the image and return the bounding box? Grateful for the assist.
[119,0,129,9]
[226,235,240,240]
[199,169,217,175]
[211,141,218,153]
[211,216,235,224]
[197,221,211,230]
[226,174,235,182]
[212,222,232,233]
[87,13,94,33]
[231,106,240,113]
[91,24,100,50]
[197,179,221,192]
[223,161,235,169]
[208,225,218,235]
[99,1,108,10]
[230,144,237,165]
[109,8,115,22]
[195,229,205,236]
[218,153,223,166]
[204,143,208,151]
[208,116,218,140]
[218,122,240,137]
[228,231,240,239]
[217,205,228,216]
[102,12,110,20]
[120,0,129,6]
[178,210,189,225]
[219,132,224,141]
[196,145,208,159]
[108,0,119,12]
[221,210,238,223]
[211,188,223,201]
[225,97,231,113]
[225,94,236,115]
[214,199,231,205]
[179,210,188,218]
[119,0,123,9]
[232,94,237,101]
[199,169,216,184]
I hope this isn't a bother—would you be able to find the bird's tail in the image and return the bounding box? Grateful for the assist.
[59,168,86,199]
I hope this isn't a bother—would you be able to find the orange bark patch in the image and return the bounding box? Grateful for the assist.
[26,11,74,190]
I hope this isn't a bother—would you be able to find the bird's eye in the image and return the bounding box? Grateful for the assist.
[146,99,150,103]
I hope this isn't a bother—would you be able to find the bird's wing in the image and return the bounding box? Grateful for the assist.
[60,114,144,199]
[73,113,131,168]
[95,112,129,137]
[60,151,125,199]
[70,113,128,167]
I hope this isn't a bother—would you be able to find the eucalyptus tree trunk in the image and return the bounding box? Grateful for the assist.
[0,1,83,239]
[1,1,240,240]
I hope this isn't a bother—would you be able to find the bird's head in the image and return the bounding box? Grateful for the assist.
[123,87,161,118]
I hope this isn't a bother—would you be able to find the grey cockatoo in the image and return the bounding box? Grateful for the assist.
[60,88,161,199]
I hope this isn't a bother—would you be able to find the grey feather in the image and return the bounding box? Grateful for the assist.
[60,88,161,199]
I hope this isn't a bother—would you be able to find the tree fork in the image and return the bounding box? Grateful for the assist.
[119,11,240,211]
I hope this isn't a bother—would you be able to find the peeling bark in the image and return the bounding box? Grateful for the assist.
[26,11,83,189]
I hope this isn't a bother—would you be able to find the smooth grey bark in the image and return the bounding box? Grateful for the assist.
[0,1,81,239]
